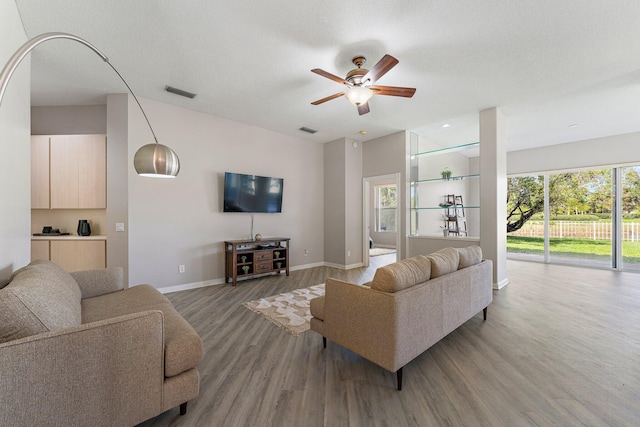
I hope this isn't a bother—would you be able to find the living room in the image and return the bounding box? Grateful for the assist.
[2,1,640,426]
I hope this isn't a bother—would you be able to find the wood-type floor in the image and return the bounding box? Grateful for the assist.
[138,256,640,426]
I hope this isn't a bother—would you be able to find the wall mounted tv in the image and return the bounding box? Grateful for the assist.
[223,172,284,213]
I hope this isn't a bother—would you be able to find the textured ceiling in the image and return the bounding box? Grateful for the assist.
[12,0,640,151]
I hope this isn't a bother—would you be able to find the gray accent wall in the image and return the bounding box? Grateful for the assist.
[0,2,30,285]
[324,139,346,265]
[31,105,107,135]
[106,94,129,283]
[323,138,363,268]
[363,131,409,260]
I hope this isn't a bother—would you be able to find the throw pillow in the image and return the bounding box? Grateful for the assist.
[0,261,82,343]
[458,246,483,269]
[370,255,431,293]
[427,247,459,278]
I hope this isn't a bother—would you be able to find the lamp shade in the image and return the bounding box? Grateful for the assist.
[344,86,373,106]
[134,143,180,178]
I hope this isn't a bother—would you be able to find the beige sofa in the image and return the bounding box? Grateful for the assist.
[0,260,203,426]
[310,246,492,390]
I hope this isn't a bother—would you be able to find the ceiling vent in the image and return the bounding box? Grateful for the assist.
[299,126,318,134]
[165,85,196,99]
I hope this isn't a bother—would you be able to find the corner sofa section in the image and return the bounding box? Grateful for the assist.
[0,260,203,426]
[310,246,492,390]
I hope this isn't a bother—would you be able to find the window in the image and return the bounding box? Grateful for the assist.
[375,184,397,232]
[507,166,640,271]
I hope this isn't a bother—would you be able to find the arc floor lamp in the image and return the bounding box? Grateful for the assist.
[0,32,180,178]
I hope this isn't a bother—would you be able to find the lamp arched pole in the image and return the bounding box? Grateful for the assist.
[0,32,179,177]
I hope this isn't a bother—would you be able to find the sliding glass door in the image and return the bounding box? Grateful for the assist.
[507,165,640,271]
[621,166,640,271]
[547,169,612,267]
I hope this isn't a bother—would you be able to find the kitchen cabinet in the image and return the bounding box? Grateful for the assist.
[31,135,50,209]
[31,237,107,272]
[31,239,50,261]
[31,134,107,209]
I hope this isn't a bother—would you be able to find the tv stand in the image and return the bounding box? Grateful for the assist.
[224,237,290,285]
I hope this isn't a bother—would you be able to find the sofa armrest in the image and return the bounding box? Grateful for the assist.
[321,278,398,372]
[71,267,125,299]
[0,310,164,426]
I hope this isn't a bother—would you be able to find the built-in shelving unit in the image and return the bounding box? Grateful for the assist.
[410,141,480,238]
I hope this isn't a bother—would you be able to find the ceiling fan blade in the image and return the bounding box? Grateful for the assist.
[311,91,346,105]
[357,102,370,115]
[362,54,399,85]
[370,85,416,98]
[311,69,353,86]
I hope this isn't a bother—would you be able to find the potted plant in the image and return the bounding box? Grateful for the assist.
[441,167,452,180]
[242,265,250,274]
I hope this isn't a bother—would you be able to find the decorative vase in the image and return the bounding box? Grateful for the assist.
[254,233,262,241]
[77,220,91,236]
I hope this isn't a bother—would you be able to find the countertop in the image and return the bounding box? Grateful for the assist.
[32,235,107,241]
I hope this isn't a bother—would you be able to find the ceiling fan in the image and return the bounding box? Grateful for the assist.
[311,54,416,115]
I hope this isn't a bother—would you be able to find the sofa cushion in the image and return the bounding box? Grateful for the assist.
[370,255,431,293]
[458,246,483,269]
[0,260,82,343]
[82,284,203,378]
[427,248,460,278]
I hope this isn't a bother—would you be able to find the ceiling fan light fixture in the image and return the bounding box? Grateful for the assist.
[344,86,373,107]
[134,143,180,178]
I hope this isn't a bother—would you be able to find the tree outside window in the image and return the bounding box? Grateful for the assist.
[375,184,397,232]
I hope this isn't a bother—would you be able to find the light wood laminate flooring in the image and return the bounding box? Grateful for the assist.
[139,257,640,426]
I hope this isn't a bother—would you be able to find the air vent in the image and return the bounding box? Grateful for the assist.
[299,127,318,134]
[165,85,197,99]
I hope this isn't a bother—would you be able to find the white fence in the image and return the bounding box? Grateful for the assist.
[508,221,640,242]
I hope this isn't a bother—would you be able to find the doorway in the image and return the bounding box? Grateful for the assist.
[363,173,401,267]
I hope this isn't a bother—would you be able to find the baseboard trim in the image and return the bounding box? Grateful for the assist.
[157,278,226,294]
[291,262,325,271]
[157,261,329,294]
[324,262,365,270]
[493,277,510,290]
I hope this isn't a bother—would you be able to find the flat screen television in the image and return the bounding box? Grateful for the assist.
[223,172,284,213]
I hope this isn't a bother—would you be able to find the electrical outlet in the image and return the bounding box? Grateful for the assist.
[304,249,309,256]
[115,223,125,232]
[347,250,351,257]
[178,265,185,273]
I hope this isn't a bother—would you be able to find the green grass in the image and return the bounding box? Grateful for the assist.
[507,235,640,262]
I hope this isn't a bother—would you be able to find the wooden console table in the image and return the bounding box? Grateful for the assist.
[224,237,290,285]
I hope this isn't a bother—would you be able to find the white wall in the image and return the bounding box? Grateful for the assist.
[508,131,640,175]
[126,97,325,289]
[0,0,30,284]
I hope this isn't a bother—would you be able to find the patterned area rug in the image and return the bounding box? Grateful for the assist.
[243,284,325,336]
